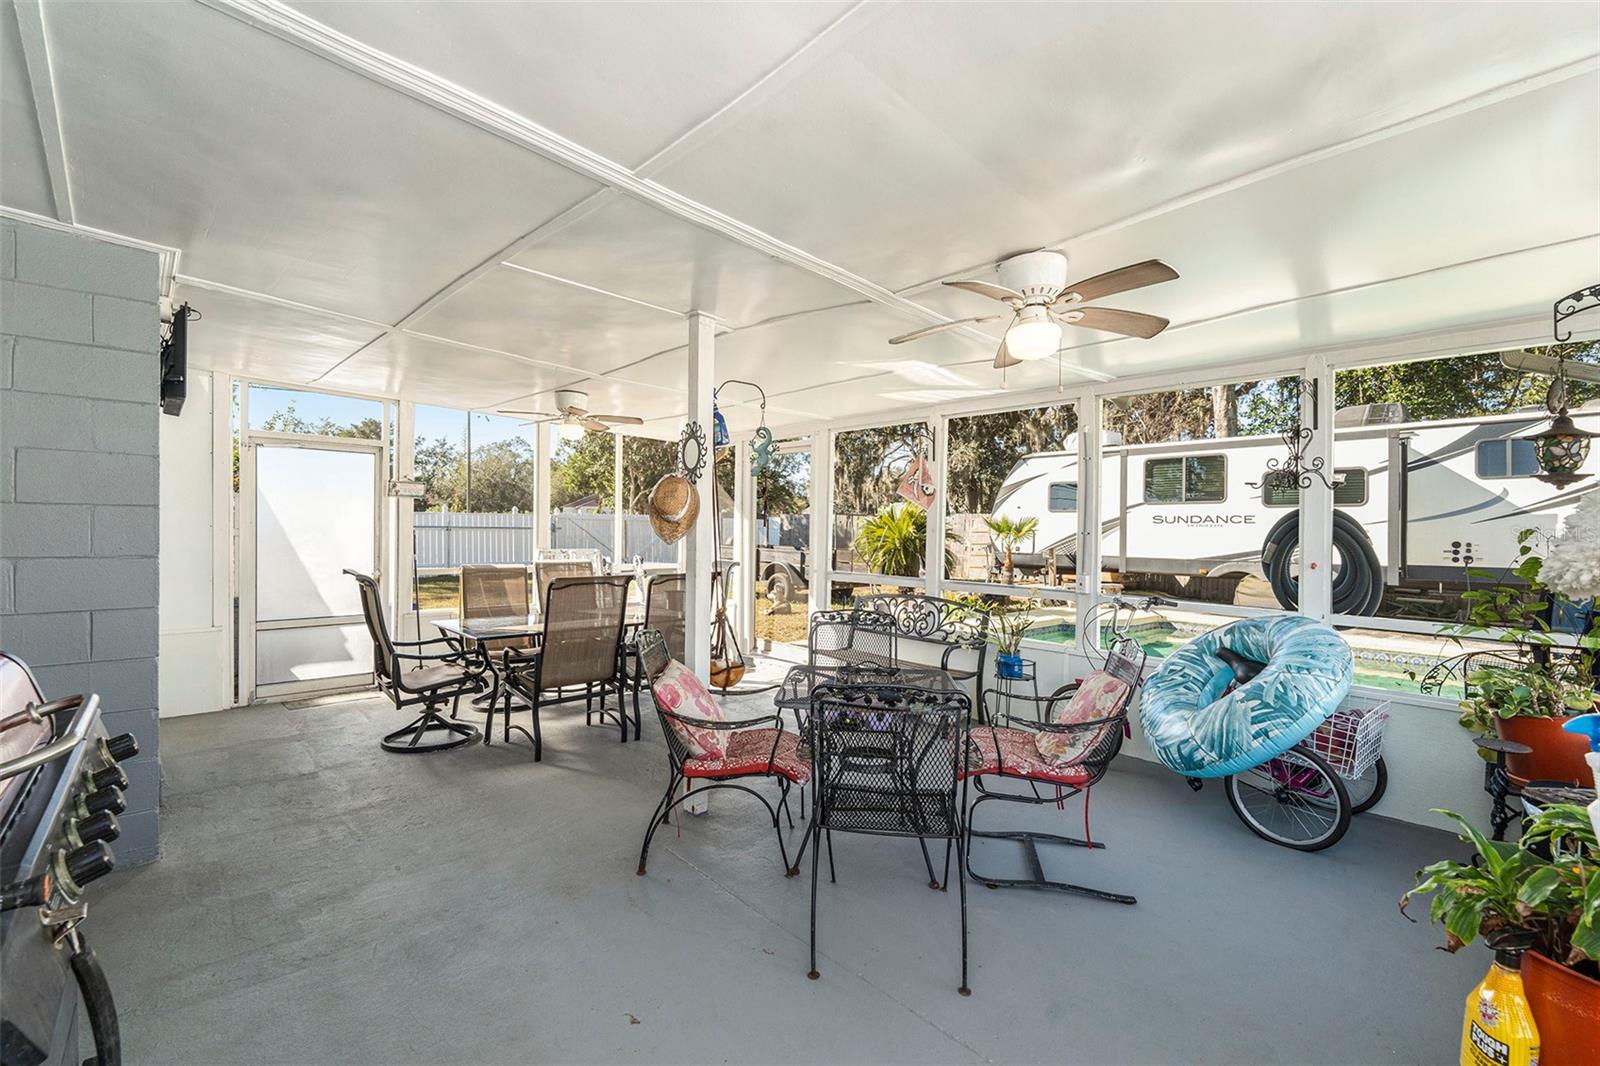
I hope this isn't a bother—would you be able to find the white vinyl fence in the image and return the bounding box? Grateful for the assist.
[415,511,689,568]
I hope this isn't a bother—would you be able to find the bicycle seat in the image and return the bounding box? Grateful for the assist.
[1215,646,1267,685]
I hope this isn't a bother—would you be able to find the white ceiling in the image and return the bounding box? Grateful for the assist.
[3,0,1597,438]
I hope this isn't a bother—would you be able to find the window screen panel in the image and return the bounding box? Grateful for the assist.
[1510,440,1540,477]
[1184,455,1226,502]
[1047,482,1077,512]
[1144,459,1183,503]
[1476,441,1509,478]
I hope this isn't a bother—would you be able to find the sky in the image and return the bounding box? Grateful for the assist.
[247,385,542,448]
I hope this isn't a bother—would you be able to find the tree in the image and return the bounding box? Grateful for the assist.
[853,502,927,577]
[1335,343,1599,420]
[984,514,1039,584]
[550,430,616,510]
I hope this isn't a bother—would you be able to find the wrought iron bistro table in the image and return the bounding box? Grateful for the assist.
[433,609,645,731]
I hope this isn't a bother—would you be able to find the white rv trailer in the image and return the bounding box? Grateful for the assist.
[988,404,1600,615]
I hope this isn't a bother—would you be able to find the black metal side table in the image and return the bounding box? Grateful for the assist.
[991,658,1039,723]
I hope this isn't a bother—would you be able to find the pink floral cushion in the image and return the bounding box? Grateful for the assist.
[962,726,1093,786]
[650,659,728,758]
[1034,670,1130,765]
[683,728,811,784]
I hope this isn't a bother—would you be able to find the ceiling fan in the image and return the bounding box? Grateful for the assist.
[498,389,643,440]
[889,251,1178,369]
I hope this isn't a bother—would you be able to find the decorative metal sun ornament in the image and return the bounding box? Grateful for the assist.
[677,420,708,484]
[1245,378,1337,494]
[1520,286,1600,488]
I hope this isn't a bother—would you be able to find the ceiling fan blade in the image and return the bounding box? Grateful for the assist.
[889,315,1004,344]
[579,417,612,433]
[993,337,1022,369]
[496,409,557,417]
[1501,349,1600,385]
[1068,306,1171,339]
[944,279,1025,305]
[1057,260,1178,304]
[590,414,645,425]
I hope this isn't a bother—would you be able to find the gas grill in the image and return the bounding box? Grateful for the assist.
[0,652,140,1066]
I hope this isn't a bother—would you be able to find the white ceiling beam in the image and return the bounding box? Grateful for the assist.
[12,0,73,224]
[195,0,1016,355]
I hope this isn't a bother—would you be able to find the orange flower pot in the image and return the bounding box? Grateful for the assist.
[1493,714,1593,787]
[1522,950,1600,1066]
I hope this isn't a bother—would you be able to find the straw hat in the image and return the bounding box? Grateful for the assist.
[648,473,700,544]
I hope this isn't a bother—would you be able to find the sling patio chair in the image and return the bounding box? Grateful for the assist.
[962,636,1146,904]
[457,564,537,712]
[346,569,487,753]
[635,628,810,878]
[622,572,685,740]
[497,575,631,759]
[534,559,595,611]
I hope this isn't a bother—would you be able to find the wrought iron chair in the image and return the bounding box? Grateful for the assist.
[534,559,595,610]
[345,569,486,753]
[458,564,536,712]
[807,608,898,672]
[802,671,974,995]
[623,573,685,740]
[635,629,810,877]
[963,636,1146,904]
[498,575,631,759]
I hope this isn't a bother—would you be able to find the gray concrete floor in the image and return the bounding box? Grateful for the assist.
[94,686,1481,1065]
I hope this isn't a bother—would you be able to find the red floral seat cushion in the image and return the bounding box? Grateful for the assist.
[650,659,728,758]
[963,726,1093,786]
[1034,670,1129,765]
[682,728,811,784]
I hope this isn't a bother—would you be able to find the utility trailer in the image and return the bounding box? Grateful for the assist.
[989,403,1600,615]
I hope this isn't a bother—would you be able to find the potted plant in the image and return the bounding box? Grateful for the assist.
[987,599,1036,679]
[1453,532,1598,786]
[984,514,1039,585]
[1401,806,1600,1064]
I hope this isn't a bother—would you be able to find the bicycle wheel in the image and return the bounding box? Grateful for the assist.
[1341,756,1387,815]
[1224,746,1351,851]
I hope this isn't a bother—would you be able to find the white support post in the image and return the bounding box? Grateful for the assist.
[612,432,625,573]
[808,429,833,619]
[395,400,417,641]
[925,416,949,598]
[534,424,552,556]
[733,434,756,652]
[1299,356,1336,620]
[684,313,716,678]
[1077,391,1105,660]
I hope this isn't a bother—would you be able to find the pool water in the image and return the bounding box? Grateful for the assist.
[1025,622,1462,698]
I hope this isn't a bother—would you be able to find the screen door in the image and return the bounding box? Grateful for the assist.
[247,439,381,700]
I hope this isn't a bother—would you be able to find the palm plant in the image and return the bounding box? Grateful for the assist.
[984,514,1039,584]
[854,503,927,577]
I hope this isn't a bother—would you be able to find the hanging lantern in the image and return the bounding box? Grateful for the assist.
[1525,408,1598,488]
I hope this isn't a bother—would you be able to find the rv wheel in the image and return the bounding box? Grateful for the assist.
[1263,514,1382,616]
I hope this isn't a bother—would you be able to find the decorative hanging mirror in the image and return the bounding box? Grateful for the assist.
[678,421,708,484]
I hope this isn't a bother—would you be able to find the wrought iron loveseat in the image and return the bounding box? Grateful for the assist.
[854,593,990,689]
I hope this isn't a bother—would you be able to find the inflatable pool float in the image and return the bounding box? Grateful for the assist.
[1139,614,1354,779]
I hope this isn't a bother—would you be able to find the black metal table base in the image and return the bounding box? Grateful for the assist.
[966,828,1136,905]
[382,708,481,753]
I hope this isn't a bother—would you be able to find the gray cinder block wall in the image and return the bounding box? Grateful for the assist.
[0,218,161,864]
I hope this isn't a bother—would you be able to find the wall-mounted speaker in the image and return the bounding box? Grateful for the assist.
[160,303,189,416]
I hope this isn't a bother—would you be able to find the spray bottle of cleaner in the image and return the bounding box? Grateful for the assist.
[1561,712,1600,842]
[1461,931,1540,1066]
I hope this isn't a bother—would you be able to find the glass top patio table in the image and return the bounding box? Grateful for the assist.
[774,663,964,713]
[433,609,645,645]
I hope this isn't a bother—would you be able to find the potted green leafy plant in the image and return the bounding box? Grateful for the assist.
[987,599,1036,679]
[1401,806,1600,1063]
[1453,532,1598,786]
[984,514,1039,585]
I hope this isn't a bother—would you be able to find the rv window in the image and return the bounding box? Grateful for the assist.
[1144,459,1183,503]
[1476,439,1541,479]
[1047,482,1077,512]
[1185,456,1226,502]
[1145,456,1225,503]
[1263,467,1369,507]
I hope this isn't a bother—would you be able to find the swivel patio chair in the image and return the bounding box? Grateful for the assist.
[623,573,685,740]
[346,569,487,753]
[498,575,631,759]
[635,629,810,878]
[802,673,974,995]
[963,636,1146,903]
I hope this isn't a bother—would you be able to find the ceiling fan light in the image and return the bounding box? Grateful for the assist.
[557,420,585,442]
[1004,318,1061,361]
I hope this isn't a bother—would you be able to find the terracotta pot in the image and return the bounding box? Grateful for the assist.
[1493,714,1592,787]
[1522,950,1600,1066]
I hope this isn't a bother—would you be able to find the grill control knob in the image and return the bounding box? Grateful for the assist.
[104,733,139,762]
[75,811,121,845]
[83,786,126,817]
[89,764,128,792]
[64,843,115,890]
